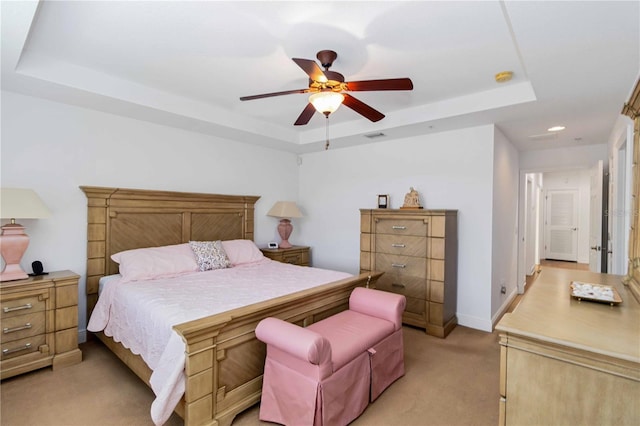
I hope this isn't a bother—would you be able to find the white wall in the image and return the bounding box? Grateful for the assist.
[520,144,608,171]
[491,128,520,321]
[298,125,496,331]
[1,91,301,340]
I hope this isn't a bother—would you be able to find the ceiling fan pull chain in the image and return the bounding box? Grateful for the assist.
[325,114,330,150]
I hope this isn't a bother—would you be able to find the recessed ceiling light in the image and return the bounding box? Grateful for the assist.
[547,126,565,132]
[495,71,513,83]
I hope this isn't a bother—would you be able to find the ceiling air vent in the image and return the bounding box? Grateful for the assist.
[364,132,386,139]
[527,133,558,141]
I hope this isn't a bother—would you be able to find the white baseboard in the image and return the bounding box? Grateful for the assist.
[491,288,518,329]
[457,313,493,332]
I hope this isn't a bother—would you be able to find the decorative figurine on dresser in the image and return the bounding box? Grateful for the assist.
[0,271,82,379]
[401,187,423,209]
[360,208,458,337]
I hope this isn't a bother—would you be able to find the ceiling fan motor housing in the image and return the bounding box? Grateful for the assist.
[316,50,338,69]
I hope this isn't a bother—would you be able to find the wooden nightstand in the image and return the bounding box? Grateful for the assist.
[1,270,82,379]
[260,246,310,266]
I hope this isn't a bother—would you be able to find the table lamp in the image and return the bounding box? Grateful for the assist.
[0,188,51,281]
[267,201,303,249]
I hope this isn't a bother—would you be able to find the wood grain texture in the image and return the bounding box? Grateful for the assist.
[81,186,381,426]
[361,209,458,337]
[497,268,640,425]
[0,271,81,379]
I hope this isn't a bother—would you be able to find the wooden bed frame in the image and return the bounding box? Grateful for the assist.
[81,186,381,426]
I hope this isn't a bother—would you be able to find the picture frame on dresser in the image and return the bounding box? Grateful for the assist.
[377,194,389,209]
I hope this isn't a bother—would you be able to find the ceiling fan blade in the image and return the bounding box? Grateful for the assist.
[292,58,327,82]
[240,88,309,101]
[294,103,317,126]
[346,78,413,91]
[342,94,385,122]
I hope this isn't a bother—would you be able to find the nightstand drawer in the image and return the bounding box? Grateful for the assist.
[1,294,47,320]
[260,246,310,266]
[282,253,302,264]
[1,312,46,343]
[1,334,47,361]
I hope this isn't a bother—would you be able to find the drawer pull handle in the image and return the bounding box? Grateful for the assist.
[3,303,32,313]
[392,226,407,230]
[3,323,32,334]
[392,283,406,288]
[2,343,32,355]
[392,244,406,248]
[392,263,406,268]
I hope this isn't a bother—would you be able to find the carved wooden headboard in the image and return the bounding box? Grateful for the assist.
[80,186,260,314]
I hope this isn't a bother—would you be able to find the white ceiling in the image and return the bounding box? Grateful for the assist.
[2,1,639,153]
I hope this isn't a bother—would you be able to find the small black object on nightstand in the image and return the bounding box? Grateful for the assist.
[29,260,48,276]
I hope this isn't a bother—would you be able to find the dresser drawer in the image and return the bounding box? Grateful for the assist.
[375,218,427,236]
[1,294,47,320]
[375,234,427,257]
[405,296,426,316]
[375,253,427,279]
[1,312,46,343]
[1,334,47,361]
[376,274,427,299]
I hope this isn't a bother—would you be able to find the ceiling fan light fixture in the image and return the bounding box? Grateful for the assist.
[309,92,345,115]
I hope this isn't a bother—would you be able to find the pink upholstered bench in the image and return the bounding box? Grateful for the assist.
[255,287,406,426]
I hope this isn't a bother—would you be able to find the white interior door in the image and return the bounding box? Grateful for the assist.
[545,189,579,261]
[589,161,603,272]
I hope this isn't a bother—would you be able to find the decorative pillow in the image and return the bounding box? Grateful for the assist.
[221,239,266,266]
[189,240,231,271]
[111,243,198,283]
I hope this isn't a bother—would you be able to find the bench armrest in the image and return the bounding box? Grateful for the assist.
[256,317,332,365]
[349,287,406,330]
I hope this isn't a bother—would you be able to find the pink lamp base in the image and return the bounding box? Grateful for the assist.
[277,219,294,249]
[0,223,30,282]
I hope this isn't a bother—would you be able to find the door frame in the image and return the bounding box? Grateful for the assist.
[517,165,605,294]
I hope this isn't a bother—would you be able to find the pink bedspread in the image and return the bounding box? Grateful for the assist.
[87,259,351,425]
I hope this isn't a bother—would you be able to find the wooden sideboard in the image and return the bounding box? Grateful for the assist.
[496,268,640,425]
[360,209,458,337]
[1,270,82,379]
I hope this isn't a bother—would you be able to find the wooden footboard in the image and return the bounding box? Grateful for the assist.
[94,272,380,426]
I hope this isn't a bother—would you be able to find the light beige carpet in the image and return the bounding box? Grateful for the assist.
[0,325,499,426]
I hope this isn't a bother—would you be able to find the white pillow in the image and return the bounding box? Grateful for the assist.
[221,239,266,266]
[111,243,198,283]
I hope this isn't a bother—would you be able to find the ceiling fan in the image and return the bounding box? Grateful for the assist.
[240,50,413,126]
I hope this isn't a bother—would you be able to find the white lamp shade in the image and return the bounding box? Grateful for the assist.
[0,188,51,219]
[309,92,345,114]
[267,201,303,219]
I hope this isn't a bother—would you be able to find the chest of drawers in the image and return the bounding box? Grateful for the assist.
[1,270,82,379]
[260,246,310,266]
[360,209,458,337]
